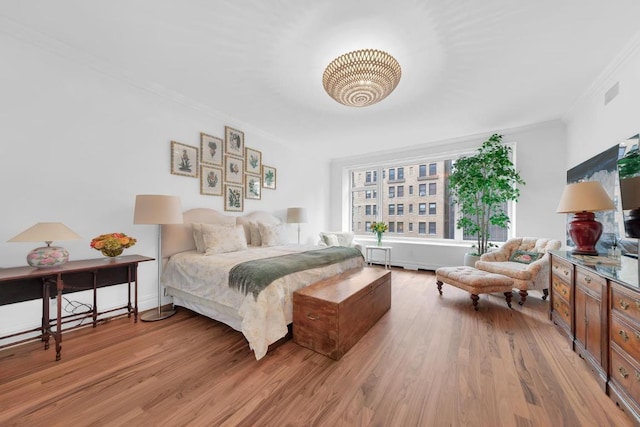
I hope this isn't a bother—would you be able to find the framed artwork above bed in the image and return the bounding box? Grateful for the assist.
[200,132,223,166]
[245,147,262,175]
[245,174,261,200]
[224,155,244,185]
[224,184,244,211]
[171,141,198,178]
[200,165,223,196]
[262,165,276,189]
[225,126,245,157]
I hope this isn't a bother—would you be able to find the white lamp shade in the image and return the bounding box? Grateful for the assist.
[8,222,81,243]
[134,195,183,225]
[620,176,640,210]
[287,207,308,223]
[556,181,615,213]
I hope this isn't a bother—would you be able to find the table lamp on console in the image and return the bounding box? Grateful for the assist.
[8,222,82,268]
[556,181,615,255]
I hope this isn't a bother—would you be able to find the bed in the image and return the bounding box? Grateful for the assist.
[160,208,365,360]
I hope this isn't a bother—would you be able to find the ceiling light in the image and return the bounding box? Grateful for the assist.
[322,49,402,107]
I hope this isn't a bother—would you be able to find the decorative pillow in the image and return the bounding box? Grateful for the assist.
[259,223,289,247]
[509,250,542,264]
[202,224,247,255]
[192,223,206,253]
[335,232,354,247]
[249,221,262,247]
[324,233,340,246]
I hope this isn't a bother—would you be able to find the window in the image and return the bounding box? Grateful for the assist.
[365,221,371,231]
[397,185,404,197]
[419,164,427,178]
[373,205,378,216]
[397,222,404,233]
[429,222,436,234]
[366,190,372,199]
[389,187,395,198]
[397,167,404,180]
[429,203,436,215]
[389,204,395,216]
[389,222,395,233]
[429,182,436,196]
[366,170,377,184]
[419,222,426,234]
[365,205,371,215]
[409,204,413,214]
[429,163,437,176]
[419,203,426,215]
[408,222,413,232]
[397,204,404,216]
[409,185,413,195]
[389,168,395,181]
[419,184,426,196]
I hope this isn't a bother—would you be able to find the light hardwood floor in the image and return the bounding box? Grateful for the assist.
[0,268,634,426]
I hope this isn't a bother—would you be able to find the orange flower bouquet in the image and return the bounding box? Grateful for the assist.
[90,232,136,257]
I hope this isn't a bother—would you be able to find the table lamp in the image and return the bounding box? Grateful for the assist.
[134,194,183,321]
[8,222,82,268]
[287,207,308,244]
[556,181,615,255]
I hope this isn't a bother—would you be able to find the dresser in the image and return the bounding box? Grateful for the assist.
[549,250,640,421]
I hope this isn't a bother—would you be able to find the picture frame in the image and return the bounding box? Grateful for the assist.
[224,184,244,212]
[245,147,262,175]
[245,174,261,200]
[262,165,277,189]
[171,141,198,178]
[200,165,223,196]
[224,155,245,185]
[200,132,223,166]
[225,126,245,157]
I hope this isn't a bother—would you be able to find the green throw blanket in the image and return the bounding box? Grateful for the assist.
[228,246,363,299]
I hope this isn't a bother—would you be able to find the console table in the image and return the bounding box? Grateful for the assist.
[549,250,639,423]
[0,255,153,360]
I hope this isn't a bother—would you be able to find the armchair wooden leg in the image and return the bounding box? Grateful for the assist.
[542,288,549,301]
[436,280,443,295]
[518,290,528,305]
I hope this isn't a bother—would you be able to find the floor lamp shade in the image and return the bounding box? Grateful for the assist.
[133,195,183,321]
[8,222,81,268]
[287,207,307,245]
[556,181,615,255]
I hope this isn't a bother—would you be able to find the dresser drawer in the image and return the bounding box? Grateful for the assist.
[611,313,640,361]
[575,266,605,297]
[611,345,640,405]
[612,282,640,324]
[551,275,571,303]
[553,298,571,328]
[551,256,573,284]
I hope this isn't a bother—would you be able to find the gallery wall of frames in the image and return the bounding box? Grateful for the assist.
[170,126,277,212]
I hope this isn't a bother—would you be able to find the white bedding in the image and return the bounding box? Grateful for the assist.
[162,244,364,360]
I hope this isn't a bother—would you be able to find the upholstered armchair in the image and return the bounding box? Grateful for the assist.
[474,237,562,305]
[318,231,363,252]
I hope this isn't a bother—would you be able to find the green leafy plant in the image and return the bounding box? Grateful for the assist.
[449,134,525,256]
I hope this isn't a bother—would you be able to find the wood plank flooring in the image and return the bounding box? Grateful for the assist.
[0,268,633,426]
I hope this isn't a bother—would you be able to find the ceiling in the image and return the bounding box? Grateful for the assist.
[2,1,640,157]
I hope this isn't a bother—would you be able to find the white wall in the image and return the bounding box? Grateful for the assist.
[0,33,330,341]
[329,121,568,269]
[565,36,640,168]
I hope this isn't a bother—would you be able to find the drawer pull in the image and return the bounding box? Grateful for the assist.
[562,288,567,296]
[636,371,640,382]
[564,270,568,276]
[584,275,591,284]
[636,300,640,310]
[635,332,640,341]
[564,310,569,317]
[619,330,629,342]
[620,299,630,310]
[306,313,320,321]
[619,366,629,379]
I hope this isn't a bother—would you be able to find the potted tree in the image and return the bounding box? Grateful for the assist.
[449,134,525,266]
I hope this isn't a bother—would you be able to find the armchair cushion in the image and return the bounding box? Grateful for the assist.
[509,250,543,264]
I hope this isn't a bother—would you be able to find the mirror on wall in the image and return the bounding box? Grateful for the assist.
[617,134,640,257]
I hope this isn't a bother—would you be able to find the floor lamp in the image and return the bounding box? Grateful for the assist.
[287,207,307,245]
[134,194,183,321]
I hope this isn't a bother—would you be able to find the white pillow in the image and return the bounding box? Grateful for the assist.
[324,233,340,246]
[202,224,248,255]
[249,221,262,247]
[192,223,205,253]
[259,223,289,247]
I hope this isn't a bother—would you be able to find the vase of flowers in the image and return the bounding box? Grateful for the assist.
[90,233,136,258]
[370,221,388,246]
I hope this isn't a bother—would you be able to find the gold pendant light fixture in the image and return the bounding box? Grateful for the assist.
[322,49,402,107]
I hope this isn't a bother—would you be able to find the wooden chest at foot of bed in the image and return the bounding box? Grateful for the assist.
[292,267,391,360]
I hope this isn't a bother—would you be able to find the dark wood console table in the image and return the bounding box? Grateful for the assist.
[0,255,153,360]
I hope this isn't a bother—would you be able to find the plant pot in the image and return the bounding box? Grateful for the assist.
[464,253,480,267]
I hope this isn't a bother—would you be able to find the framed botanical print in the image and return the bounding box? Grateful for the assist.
[224,155,244,185]
[171,141,198,178]
[200,165,223,196]
[245,174,261,200]
[224,184,244,212]
[225,126,244,157]
[200,132,223,166]
[262,165,276,189]
[245,147,262,175]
